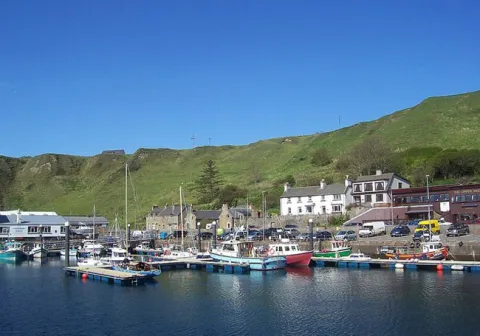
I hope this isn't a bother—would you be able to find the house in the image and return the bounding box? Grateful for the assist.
[393,183,480,224]
[145,204,194,232]
[192,210,221,227]
[351,170,410,206]
[0,210,68,239]
[279,177,353,216]
[101,149,126,155]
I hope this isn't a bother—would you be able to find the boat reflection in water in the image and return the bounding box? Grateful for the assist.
[285,266,313,277]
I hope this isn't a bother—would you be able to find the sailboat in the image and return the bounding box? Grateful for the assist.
[77,205,108,267]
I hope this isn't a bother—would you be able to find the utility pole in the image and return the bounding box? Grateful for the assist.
[208,137,212,146]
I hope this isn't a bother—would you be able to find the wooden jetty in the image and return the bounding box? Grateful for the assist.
[312,257,480,272]
[64,266,147,286]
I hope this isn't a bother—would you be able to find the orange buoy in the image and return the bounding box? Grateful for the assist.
[82,273,88,279]
[437,264,443,271]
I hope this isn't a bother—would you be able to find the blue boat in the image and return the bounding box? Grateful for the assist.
[210,240,286,271]
[0,241,27,262]
[112,261,161,278]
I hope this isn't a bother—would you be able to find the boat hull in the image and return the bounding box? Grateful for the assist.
[210,252,286,271]
[285,251,313,266]
[112,266,161,278]
[313,247,352,258]
[0,250,26,262]
[384,248,448,260]
[29,248,48,259]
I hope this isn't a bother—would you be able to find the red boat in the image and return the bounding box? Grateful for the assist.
[268,240,313,266]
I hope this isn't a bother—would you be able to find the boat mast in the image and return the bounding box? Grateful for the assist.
[125,163,128,253]
[180,185,184,249]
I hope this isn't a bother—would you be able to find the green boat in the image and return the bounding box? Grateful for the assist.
[313,240,352,258]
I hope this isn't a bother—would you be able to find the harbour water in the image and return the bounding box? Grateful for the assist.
[1,259,480,335]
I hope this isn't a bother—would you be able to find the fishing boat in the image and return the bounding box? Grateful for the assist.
[162,244,196,260]
[267,239,313,266]
[134,241,163,256]
[210,240,286,271]
[0,241,27,262]
[383,237,448,260]
[28,243,48,259]
[60,247,78,258]
[77,256,110,267]
[112,261,161,278]
[313,240,352,258]
[100,247,131,265]
[341,252,371,261]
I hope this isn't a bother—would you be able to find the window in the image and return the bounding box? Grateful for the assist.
[284,246,290,252]
[321,206,326,214]
[411,196,419,203]
[287,197,291,203]
[298,207,302,214]
[60,226,66,233]
[0,227,8,234]
[440,194,450,201]
[365,195,372,202]
[455,195,466,203]
[307,196,313,202]
[288,207,292,214]
[364,183,373,191]
[42,226,51,233]
[376,194,384,202]
[398,182,403,189]
[297,197,302,203]
[353,184,362,192]
[333,194,341,200]
[431,194,439,202]
[332,205,342,213]
[354,196,361,203]
[28,226,38,234]
[320,195,325,201]
[421,195,429,202]
[465,195,472,202]
[473,195,479,202]
[375,182,384,191]
[306,205,313,213]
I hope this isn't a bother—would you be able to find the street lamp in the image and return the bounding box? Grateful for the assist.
[64,221,70,266]
[308,218,313,252]
[426,175,432,240]
[197,222,201,252]
[212,221,217,249]
[262,191,266,241]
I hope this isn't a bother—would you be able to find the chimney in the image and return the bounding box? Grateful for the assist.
[320,179,326,189]
[376,169,382,176]
[284,182,290,192]
[152,205,158,210]
[345,175,351,188]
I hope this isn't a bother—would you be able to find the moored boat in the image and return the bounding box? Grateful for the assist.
[100,247,130,265]
[210,240,286,271]
[112,261,161,278]
[60,247,78,258]
[0,241,27,262]
[383,238,448,260]
[313,240,352,258]
[77,256,109,267]
[267,239,312,266]
[29,245,48,259]
[341,252,371,261]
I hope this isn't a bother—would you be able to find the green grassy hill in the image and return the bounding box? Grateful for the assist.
[1,90,479,226]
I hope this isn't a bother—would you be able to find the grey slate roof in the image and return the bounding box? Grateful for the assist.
[3,214,67,225]
[229,208,251,219]
[193,210,221,220]
[281,183,346,198]
[150,205,186,217]
[355,172,410,184]
[63,215,109,226]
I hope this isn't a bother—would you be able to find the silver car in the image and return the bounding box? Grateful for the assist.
[334,230,357,241]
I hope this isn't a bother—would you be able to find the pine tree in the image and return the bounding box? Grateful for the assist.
[195,160,222,203]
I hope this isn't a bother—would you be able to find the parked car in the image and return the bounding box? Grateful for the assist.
[412,229,437,242]
[248,231,264,240]
[446,223,470,237]
[285,224,299,229]
[297,232,311,241]
[390,225,411,237]
[194,232,214,240]
[167,230,188,239]
[334,230,357,241]
[284,228,301,238]
[314,230,333,241]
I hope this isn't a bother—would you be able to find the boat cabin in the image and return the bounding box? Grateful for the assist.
[422,242,444,253]
[217,240,254,258]
[269,241,301,255]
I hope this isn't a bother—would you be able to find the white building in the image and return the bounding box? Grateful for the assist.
[0,210,68,239]
[280,177,353,216]
[351,170,411,206]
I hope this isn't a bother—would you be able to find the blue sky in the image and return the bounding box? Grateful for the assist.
[1,0,479,157]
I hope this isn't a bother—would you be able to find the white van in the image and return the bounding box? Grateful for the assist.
[359,221,386,237]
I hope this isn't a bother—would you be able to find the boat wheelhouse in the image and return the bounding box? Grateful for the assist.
[268,239,313,266]
[313,240,352,258]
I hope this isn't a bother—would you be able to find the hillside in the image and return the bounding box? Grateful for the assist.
[1,90,480,226]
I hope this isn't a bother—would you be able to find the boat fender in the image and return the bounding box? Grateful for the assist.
[459,241,464,247]
[410,243,415,249]
[415,242,420,248]
[269,248,275,255]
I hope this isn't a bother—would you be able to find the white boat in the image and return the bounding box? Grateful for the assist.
[162,245,196,260]
[81,239,104,255]
[100,247,130,265]
[29,243,48,259]
[341,252,371,261]
[77,256,110,267]
[73,225,94,236]
[134,241,163,256]
[210,240,286,271]
[60,247,78,258]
